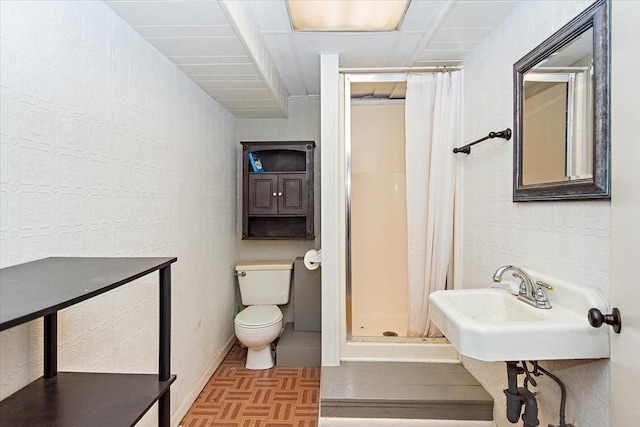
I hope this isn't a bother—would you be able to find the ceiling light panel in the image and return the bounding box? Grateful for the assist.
[287,0,410,32]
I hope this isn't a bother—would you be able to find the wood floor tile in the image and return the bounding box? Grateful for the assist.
[180,342,319,427]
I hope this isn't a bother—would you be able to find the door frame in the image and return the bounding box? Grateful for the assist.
[609,1,640,424]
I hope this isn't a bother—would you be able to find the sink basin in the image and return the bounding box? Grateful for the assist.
[429,270,610,361]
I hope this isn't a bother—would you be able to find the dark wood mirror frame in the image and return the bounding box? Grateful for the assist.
[513,0,610,201]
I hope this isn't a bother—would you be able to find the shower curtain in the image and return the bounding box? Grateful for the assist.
[405,71,461,337]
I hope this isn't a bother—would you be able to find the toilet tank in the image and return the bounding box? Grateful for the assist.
[236,261,293,305]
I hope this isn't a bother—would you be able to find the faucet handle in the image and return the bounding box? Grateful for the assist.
[535,281,554,291]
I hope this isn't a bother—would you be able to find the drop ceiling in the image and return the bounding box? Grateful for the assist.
[105,0,521,118]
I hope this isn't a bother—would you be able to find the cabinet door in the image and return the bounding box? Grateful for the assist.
[248,174,278,215]
[278,173,308,215]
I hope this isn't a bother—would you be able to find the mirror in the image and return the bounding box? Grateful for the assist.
[513,0,610,201]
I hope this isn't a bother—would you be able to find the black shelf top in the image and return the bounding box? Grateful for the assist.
[0,372,176,427]
[241,140,316,148]
[248,171,307,174]
[0,257,177,331]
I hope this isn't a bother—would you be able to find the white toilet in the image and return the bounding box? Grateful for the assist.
[234,260,293,370]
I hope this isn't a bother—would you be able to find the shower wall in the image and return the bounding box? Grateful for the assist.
[350,102,408,337]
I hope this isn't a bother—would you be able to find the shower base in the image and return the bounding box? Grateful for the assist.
[342,336,458,362]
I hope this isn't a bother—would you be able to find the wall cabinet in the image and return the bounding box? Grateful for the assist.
[241,141,315,240]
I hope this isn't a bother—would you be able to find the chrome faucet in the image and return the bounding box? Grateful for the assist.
[493,265,552,309]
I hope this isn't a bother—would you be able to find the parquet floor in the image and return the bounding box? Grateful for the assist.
[179,342,320,427]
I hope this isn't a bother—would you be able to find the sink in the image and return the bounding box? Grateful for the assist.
[429,270,610,361]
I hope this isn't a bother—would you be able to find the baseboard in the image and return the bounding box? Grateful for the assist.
[172,334,236,426]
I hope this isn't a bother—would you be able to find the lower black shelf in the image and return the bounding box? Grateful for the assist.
[0,372,176,427]
[246,216,313,239]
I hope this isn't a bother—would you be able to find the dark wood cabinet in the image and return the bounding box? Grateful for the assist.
[248,173,308,216]
[241,141,315,240]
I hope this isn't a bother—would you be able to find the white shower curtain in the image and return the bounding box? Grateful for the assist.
[405,71,461,337]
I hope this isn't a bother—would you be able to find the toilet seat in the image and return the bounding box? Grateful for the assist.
[235,305,282,329]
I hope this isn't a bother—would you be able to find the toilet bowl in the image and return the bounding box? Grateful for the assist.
[234,305,283,369]
[234,261,293,370]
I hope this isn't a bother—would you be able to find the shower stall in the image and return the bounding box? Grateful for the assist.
[342,72,458,360]
[349,99,409,338]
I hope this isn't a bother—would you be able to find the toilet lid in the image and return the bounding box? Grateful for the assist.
[235,260,293,271]
[235,305,282,329]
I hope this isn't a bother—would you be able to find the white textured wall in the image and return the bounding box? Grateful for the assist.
[461,1,610,426]
[0,1,238,425]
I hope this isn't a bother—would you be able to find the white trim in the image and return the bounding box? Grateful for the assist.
[340,66,463,73]
[610,1,640,424]
[320,53,341,367]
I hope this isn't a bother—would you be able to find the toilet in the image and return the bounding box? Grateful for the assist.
[234,260,293,370]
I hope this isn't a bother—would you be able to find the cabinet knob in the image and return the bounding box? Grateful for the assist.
[278,192,283,196]
[273,192,277,197]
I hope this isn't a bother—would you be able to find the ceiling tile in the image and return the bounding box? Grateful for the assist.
[135,25,237,38]
[244,0,291,32]
[106,0,526,117]
[416,50,472,61]
[177,63,259,76]
[173,55,251,64]
[399,0,449,31]
[191,74,263,82]
[146,36,247,57]
[441,1,520,29]
[427,40,480,51]
[106,1,230,26]
[220,99,283,107]
[430,27,494,43]
[199,80,269,90]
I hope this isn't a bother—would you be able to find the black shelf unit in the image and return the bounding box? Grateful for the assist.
[0,257,177,427]
[241,141,315,240]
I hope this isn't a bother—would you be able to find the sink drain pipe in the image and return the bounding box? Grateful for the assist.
[504,361,572,427]
[519,387,540,427]
[505,361,525,423]
[505,361,539,426]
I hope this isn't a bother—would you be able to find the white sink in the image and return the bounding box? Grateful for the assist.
[429,270,610,361]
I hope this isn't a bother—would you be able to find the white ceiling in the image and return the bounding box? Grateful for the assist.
[105,0,521,118]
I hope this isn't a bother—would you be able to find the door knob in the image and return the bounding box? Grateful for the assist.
[588,307,621,333]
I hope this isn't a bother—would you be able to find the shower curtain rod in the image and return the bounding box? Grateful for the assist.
[340,65,463,73]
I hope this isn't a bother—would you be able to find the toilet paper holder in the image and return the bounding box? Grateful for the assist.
[303,249,322,270]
